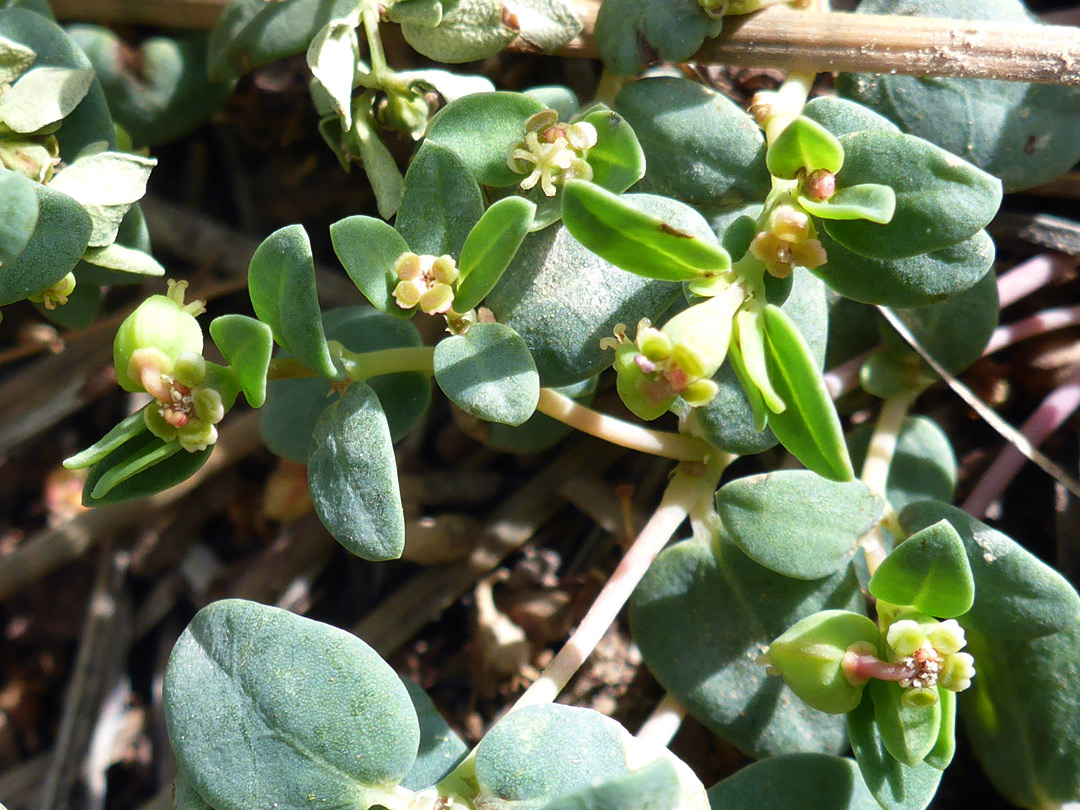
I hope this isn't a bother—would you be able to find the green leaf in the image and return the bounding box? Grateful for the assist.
[73,203,155,287]
[767,116,845,180]
[924,689,956,770]
[0,65,93,132]
[0,32,35,83]
[593,0,722,74]
[66,28,233,147]
[49,151,156,247]
[813,229,994,309]
[802,96,900,138]
[174,767,210,810]
[475,704,629,802]
[690,268,827,456]
[707,754,879,810]
[396,141,484,258]
[847,416,957,513]
[762,304,854,482]
[869,680,941,767]
[455,196,536,312]
[64,410,147,470]
[878,270,999,376]
[899,502,1080,640]
[630,534,862,759]
[536,758,685,810]
[486,198,683,386]
[209,314,273,408]
[206,0,357,81]
[248,224,338,380]
[824,130,1002,260]
[959,622,1080,808]
[579,105,645,195]
[615,76,770,206]
[525,85,579,120]
[387,0,444,27]
[424,91,546,186]
[847,692,942,810]
[330,214,412,316]
[716,471,884,580]
[766,610,881,715]
[0,182,91,306]
[306,15,359,130]
[434,323,539,426]
[0,168,38,267]
[260,307,430,462]
[0,8,117,160]
[351,112,405,220]
[401,0,580,63]
[399,679,468,792]
[481,377,596,454]
[800,183,895,224]
[80,242,165,277]
[163,599,421,810]
[81,427,212,506]
[837,0,1080,193]
[308,382,406,561]
[870,520,974,618]
[561,179,730,282]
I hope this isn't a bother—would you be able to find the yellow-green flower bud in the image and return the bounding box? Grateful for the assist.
[928,620,966,656]
[28,271,76,310]
[114,280,205,393]
[172,352,207,389]
[886,619,928,658]
[940,652,975,692]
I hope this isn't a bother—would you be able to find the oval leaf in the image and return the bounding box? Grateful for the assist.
[209,314,274,408]
[825,130,1002,260]
[330,214,413,316]
[248,224,338,379]
[396,141,483,258]
[561,179,730,282]
[424,91,546,186]
[847,692,943,810]
[800,183,895,224]
[716,471,884,580]
[869,680,942,767]
[0,168,39,268]
[767,116,845,180]
[630,534,862,759]
[163,599,421,810]
[455,195,536,313]
[869,519,975,618]
[399,679,468,792]
[81,427,211,506]
[308,382,406,561]
[707,754,879,810]
[580,105,645,195]
[434,322,539,426]
[260,307,430,463]
[763,304,855,482]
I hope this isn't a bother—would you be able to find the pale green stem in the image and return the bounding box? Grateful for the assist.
[361,1,390,84]
[634,693,686,747]
[858,391,917,573]
[594,69,627,106]
[268,349,710,461]
[536,388,711,462]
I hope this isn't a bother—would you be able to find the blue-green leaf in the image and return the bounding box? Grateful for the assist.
[308,382,405,561]
[248,224,338,379]
[434,323,539,427]
[396,141,483,258]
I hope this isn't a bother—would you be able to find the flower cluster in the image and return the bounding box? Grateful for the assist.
[884,618,976,698]
[603,320,721,415]
[28,272,75,310]
[139,351,226,452]
[392,251,460,315]
[507,110,597,197]
[748,204,827,279]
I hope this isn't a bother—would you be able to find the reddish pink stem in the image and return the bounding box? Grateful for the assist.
[843,651,915,684]
[963,364,1080,518]
[996,253,1078,309]
[984,305,1080,354]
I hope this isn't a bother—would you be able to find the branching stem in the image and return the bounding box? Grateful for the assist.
[859,392,917,572]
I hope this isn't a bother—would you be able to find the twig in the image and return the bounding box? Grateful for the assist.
[634,693,687,748]
[48,1,1080,84]
[962,365,1080,519]
[38,545,132,810]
